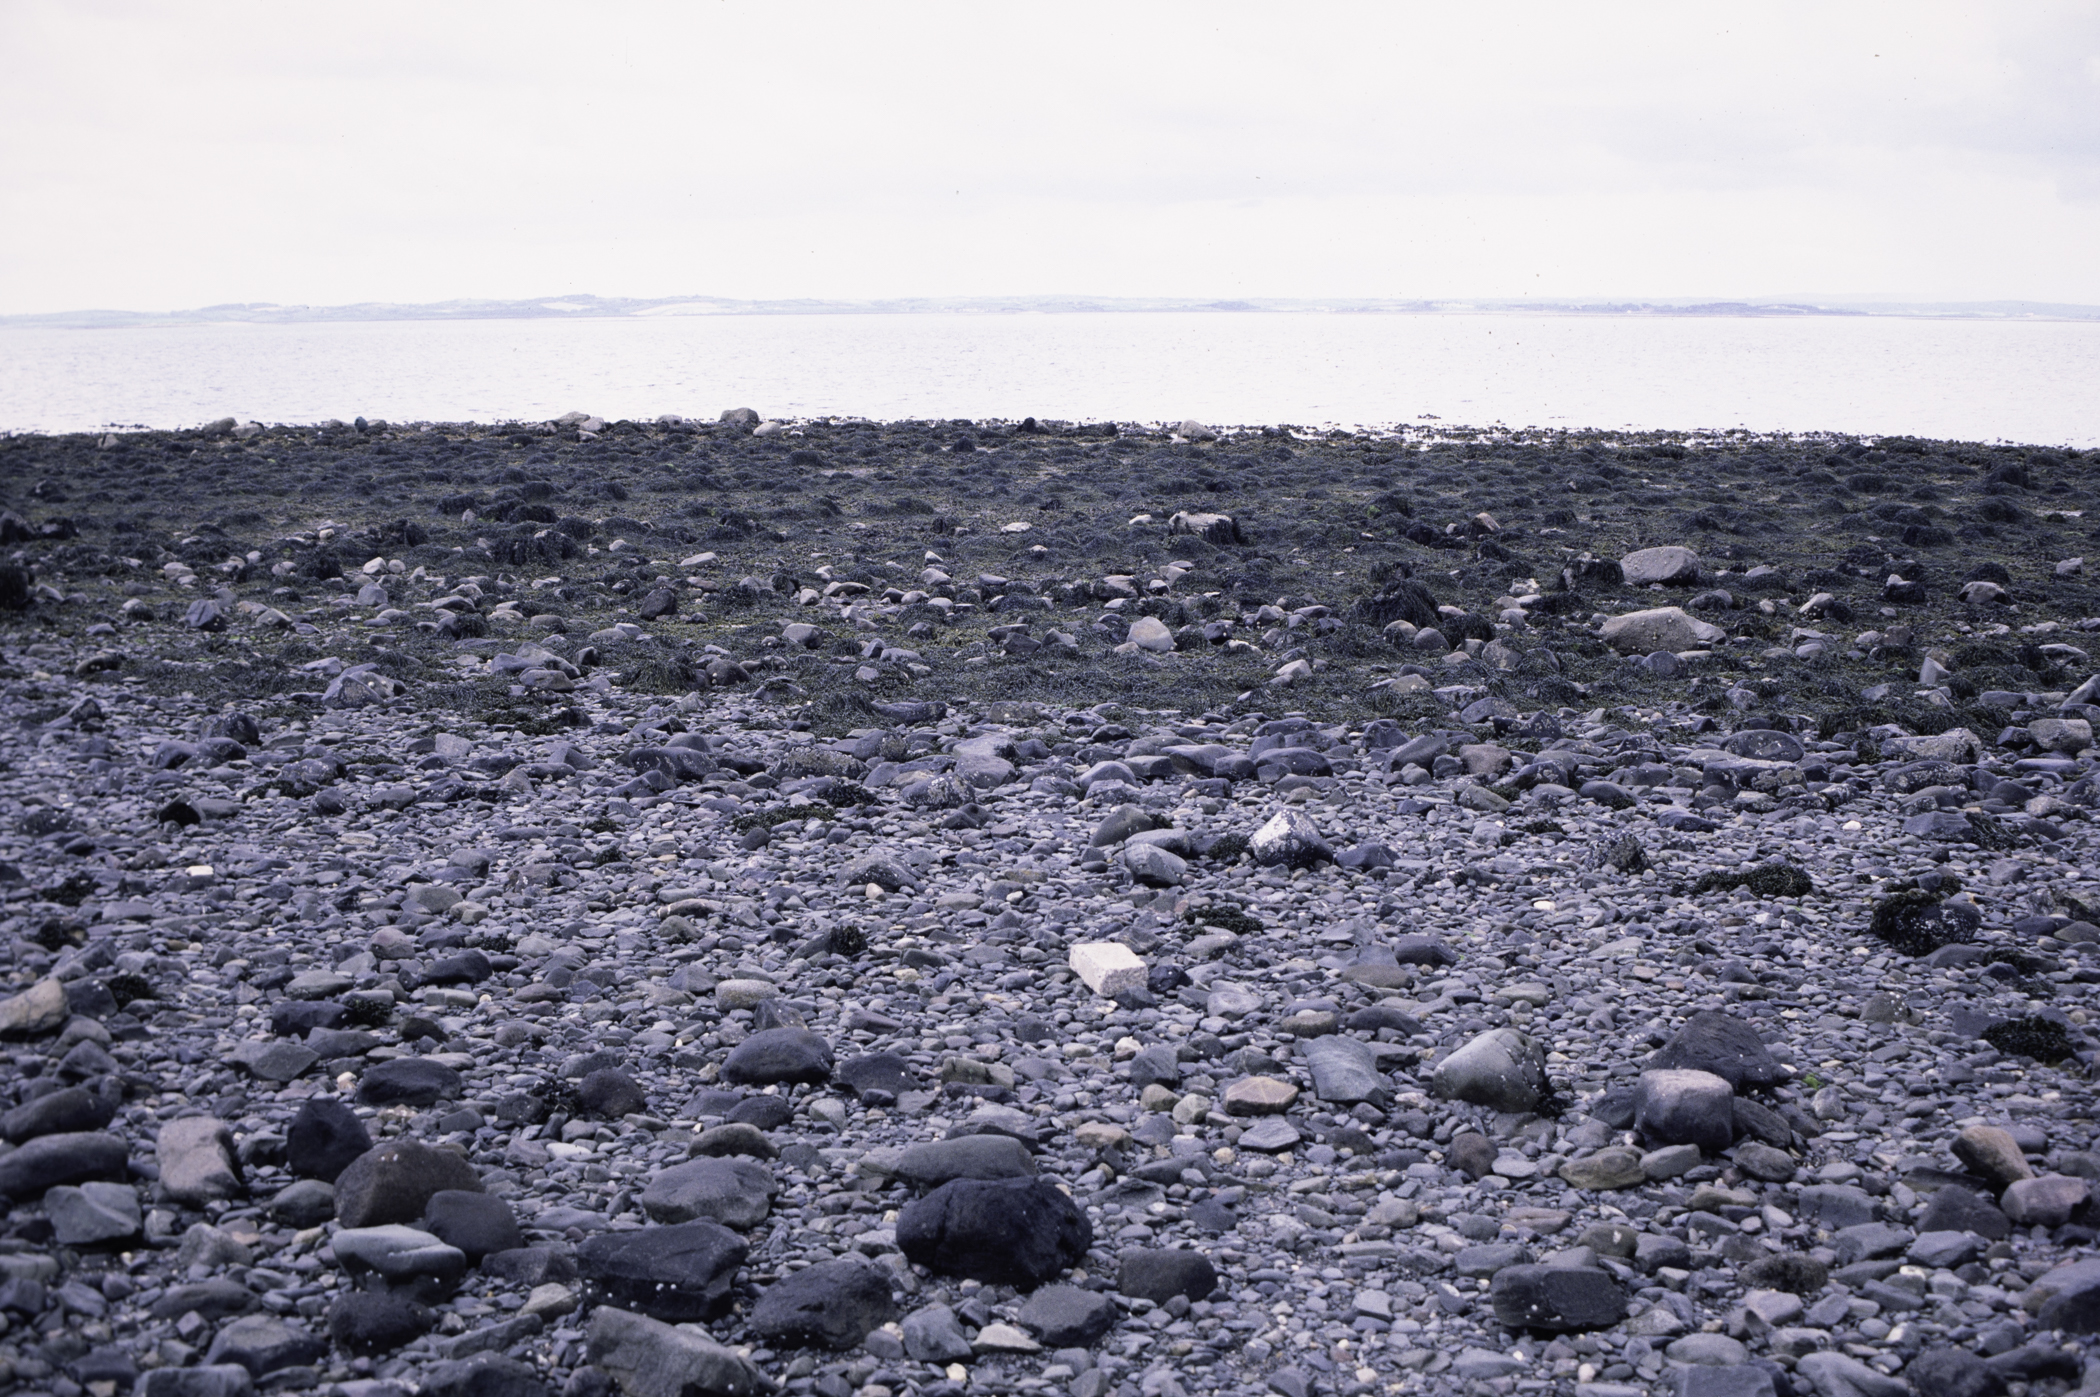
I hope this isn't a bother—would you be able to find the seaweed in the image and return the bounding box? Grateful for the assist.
[1690,863,1814,898]
[1983,1015,2076,1063]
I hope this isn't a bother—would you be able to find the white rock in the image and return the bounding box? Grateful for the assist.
[1619,546,1701,585]
[1599,607,1725,654]
[1126,616,1174,652]
[1069,942,1146,997]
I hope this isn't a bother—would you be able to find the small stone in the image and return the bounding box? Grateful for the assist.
[1952,1125,2035,1189]
[1117,1248,1219,1303]
[157,1116,243,1206]
[1558,1148,1646,1191]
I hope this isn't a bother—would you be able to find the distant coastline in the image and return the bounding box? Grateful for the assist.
[7,292,2100,330]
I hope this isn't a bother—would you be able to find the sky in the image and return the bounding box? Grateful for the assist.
[2,2,2098,314]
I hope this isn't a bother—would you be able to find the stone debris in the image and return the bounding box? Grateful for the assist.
[3,415,2100,1397]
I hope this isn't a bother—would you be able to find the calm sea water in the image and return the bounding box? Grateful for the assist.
[2,311,2095,445]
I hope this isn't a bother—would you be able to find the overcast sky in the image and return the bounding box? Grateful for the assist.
[3,2,2097,313]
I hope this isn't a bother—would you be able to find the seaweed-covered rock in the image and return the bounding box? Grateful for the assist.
[1869,890,1980,957]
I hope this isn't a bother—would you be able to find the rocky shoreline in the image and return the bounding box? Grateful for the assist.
[2,412,2100,1397]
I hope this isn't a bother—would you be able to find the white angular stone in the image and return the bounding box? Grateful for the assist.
[1069,942,1146,997]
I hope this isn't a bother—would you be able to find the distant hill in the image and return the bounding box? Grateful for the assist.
[6,292,2099,328]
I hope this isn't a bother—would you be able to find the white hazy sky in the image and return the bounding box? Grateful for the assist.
[3,2,2098,314]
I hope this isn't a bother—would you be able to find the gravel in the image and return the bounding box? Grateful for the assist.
[6,417,2100,1397]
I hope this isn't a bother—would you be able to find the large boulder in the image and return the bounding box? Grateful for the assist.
[747,1254,897,1350]
[896,1177,1091,1288]
[1634,1069,1736,1153]
[333,1141,484,1230]
[1248,810,1335,869]
[1433,1029,1550,1113]
[1619,546,1701,586]
[1489,1266,1628,1332]
[0,1131,128,1199]
[577,1221,748,1321]
[1599,607,1725,654]
[1646,1010,1788,1090]
[587,1305,772,1397]
[637,1157,777,1229]
[286,1098,372,1182]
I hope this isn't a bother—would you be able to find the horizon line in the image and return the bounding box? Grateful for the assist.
[7,291,2100,329]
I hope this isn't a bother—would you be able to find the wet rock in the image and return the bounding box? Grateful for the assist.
[1635,1069,1736,1153]
[587,1304,772,1397]
[46,1179,143,1244]
[156,1116,243,1205]
[1600,607,1725,653]
[286,1097,372,1182]
[203,1313,327,1377]
[896,1176,1092,1288]
[1248,809,1335,868]
[577,1068,648,1118]
[1952,1125,2035,1190]
[1646,1010,1788,1090]
[0,978,69,1036]
[637,1157,776,1229]
[1488,1265,1629,1332]
[1117,1248,1219,1303]
[334,1140,485,1229]
[577,1221,749,1321]
[1433,1028,1550,1112]
[327,1290,437,1355]
[893,1134,1036,1187]
[423,1189,523,1259]
[1620,546,1701,586]
[331,1225,469,1297]
[355,1056,463,1106]
[3,1085,116,1143]
[747,1254,897,1350]
[721,1028,833,1085]
[419,1353,549,1397]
